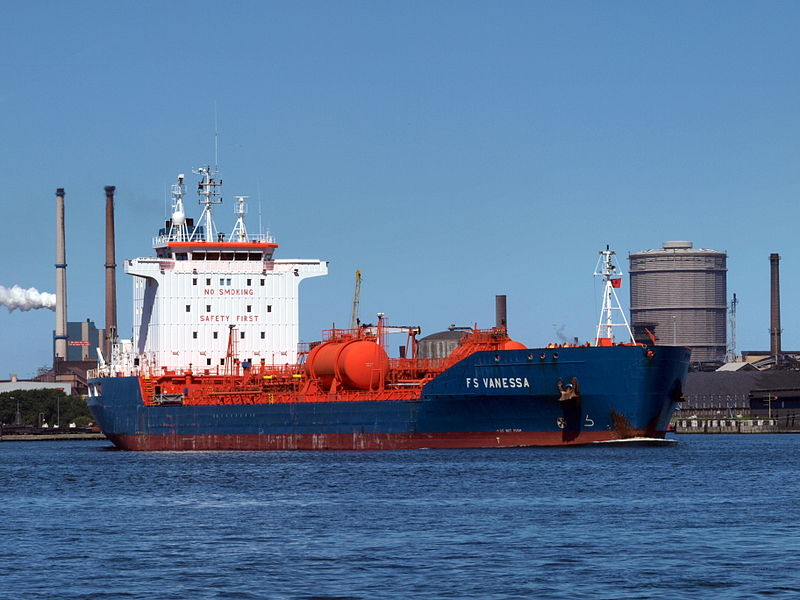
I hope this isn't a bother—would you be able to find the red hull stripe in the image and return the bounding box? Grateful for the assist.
[111,430,667,451]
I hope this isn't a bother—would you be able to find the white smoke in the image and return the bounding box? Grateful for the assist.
[0,285,56,312]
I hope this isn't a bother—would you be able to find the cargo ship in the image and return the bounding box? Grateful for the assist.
[87,166,690,450]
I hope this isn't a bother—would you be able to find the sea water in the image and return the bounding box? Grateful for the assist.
[1,435,799,599]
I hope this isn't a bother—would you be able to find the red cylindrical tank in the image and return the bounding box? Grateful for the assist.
[306,341,343,390]
[335,340,389,390]
[305,339,389,391]
[503,340,527,350]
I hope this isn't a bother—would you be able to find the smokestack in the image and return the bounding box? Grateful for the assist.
[495,295,507,329]
[54,188,68,364]
[104,186,117,360]
[770,253,782,361]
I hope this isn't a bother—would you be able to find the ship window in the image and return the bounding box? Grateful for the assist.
[193,252,206,260]
[247,305,251,313]
[206,305,211,312]
[206,278,211,285]
[221,252,234,261]
[260,279,265,286]
[175,253,188,261]
[246,278,251,286]
[193,331,197,339]
[260,332,265,339]
[207,358,211,366]
[219,278,225,286]
[213,332,218,339]
[240,332,245,339]
[249,253,262,261]
[192,278,197,285]
[185,305,191,312]
[226,278,231,286]
[206,252,219,261]
[220,359,225,366]
[235,252,248,261]
[267,305,272,313]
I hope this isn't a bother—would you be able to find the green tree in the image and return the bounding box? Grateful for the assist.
[0,389,93,427]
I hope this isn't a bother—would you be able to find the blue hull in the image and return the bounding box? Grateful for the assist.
[88,345,690,450]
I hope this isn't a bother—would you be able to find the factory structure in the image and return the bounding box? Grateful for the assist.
[629,241,728,367]
[30,187,119,395]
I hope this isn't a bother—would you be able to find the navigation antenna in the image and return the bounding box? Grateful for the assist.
[228,196,249,242]
[594,245,634,346]
[167,173,189,242]
[190,166,223,242]
[213,101,219,169]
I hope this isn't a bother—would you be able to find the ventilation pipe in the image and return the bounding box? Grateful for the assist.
[495,295,507,329]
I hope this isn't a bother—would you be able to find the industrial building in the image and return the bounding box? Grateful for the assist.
[629,241,727,367]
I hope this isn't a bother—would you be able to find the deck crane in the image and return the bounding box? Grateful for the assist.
[350,269,362,330]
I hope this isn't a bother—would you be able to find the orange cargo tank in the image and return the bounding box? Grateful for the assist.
[503,340,527,350]
[306,339,389,391]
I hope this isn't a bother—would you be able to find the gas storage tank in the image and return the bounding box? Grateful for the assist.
[629,241,726,365]
[306,339,389,390]
[416,330,469,359]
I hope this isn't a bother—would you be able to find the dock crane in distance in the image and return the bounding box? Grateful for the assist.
[350,269,362,330]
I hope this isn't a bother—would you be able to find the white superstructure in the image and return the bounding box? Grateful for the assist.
[114,167,327,373]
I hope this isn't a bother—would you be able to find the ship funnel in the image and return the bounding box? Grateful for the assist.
[770,253,781,362]
[104,186,117,360]
[495,295,507,329]
[54,188,68,364]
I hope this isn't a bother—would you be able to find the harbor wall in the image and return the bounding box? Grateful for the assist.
[674,418,800,434]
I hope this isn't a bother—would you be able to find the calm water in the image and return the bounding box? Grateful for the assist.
[1,435,799,600]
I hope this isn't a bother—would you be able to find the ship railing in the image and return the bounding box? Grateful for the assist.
[119,362,305,380]
[153,231,276,246]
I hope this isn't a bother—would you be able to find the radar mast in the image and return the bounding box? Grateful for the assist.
[191,165,223,242]
[594,246,634,346]
[228,196,250,242]
[167,173,189,242]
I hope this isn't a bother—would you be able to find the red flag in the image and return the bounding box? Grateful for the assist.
[611,278,622,288]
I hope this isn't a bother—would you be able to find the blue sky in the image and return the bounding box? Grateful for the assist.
[0,1,798,376]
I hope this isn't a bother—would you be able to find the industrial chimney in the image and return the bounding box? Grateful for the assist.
[104,186,117,360]
[54,188,68,365]
[495,295,507,329]
[770,253,782,362]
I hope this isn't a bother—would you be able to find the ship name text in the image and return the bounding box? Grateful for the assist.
[465,377,531,389]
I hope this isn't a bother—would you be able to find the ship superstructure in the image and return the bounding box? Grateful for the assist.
[111,167,326,374]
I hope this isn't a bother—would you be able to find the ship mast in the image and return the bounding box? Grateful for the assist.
[594,246,634,346]
[191,165,223,242]
[167,173,189,242]
[228,196,249,242]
